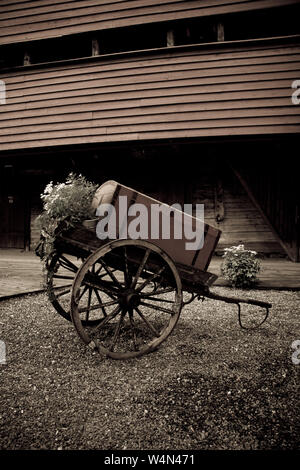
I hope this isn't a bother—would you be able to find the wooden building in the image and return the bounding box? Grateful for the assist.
[0,0,299,261]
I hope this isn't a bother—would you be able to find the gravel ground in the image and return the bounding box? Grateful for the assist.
[0,287,299,450]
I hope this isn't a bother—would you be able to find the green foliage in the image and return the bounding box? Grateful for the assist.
[35,173,98,263]
[221,244,261,288]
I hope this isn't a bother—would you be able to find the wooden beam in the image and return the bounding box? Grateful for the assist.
[229,162,299,262]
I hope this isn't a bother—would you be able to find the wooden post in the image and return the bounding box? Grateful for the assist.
[92,39,100,56]
[217,22,224,42]
[23,52,31,65]
[214,177,225,223]
[166,30,175,47]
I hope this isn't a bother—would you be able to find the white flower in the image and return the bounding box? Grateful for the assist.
[44,182,53,195]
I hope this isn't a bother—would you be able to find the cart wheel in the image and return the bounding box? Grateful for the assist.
[70,239,183,359]
[47,253,81,321]
[47,252,106,327]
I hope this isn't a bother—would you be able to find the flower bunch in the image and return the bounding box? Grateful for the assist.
[36,173,98,262]
[221,244,261,288]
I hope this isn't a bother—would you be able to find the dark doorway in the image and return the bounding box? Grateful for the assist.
[0,193,26,248]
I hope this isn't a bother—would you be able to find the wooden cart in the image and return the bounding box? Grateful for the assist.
[40,181,271,359]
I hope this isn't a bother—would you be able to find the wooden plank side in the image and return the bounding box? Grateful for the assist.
[0,42,299,149]
[0,0,299,44]
[0,84,297,122]
[4,80,295,104]
[0,0,246,27]
[3,52,300,95]
[2,42,300,83]
[0,0,191,19]
[0,94,298,123]
[1,125,300,151]
[3,68,299,102]
[3,69,300,104]
[1,0,293,16]
[0,122,300,149]
[2,0,299,30]
[1,107,300,137]
[0,96,294,130]
[0,1,221,32]
[2,77,297,111]
[1,115,300,144]
[2,49,300,105]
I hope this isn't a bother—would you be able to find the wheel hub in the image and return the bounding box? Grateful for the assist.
[120,290,141,308]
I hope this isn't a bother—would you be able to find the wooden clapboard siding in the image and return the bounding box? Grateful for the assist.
[0,40,300,150]
[0,0,298,45]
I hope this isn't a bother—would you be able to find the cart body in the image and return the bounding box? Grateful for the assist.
[91,180,221,272]
[40,180,271,359]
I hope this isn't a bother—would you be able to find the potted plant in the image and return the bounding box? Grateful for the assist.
[221,244,261,288]
[35,173,98,263]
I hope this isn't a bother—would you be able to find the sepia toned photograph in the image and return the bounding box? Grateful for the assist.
[0,0,299,460]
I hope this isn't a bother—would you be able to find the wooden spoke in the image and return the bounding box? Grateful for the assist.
[134,306,160,337]
[140,287,174,298]
[128,307,138,351]
[78,298,119,314]
[85,288,93,322]
[83,279,119,298]
[78,284,89,301]
[93,288,107,317]
[139,301,175,315]
[59,255,78,273]
[131,248,150,289]
[123,246,131,287]
[55,287,72,298]
[109,308,127,352]
[92,304,122,332]
[98,258,123,288]
[53,274,74,280]
[97,267,118,279]
[91,263,109,278]
[139,296,174,304]
[46,253,81,322]
[135,266,166,293]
